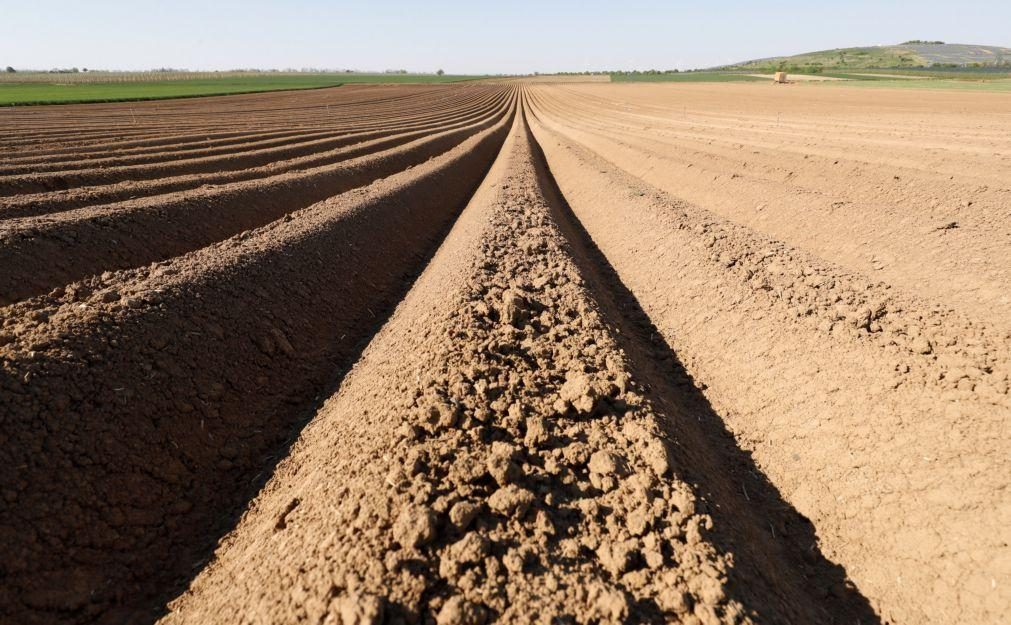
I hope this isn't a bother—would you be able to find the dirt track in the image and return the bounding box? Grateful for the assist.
[0,82,1008,625]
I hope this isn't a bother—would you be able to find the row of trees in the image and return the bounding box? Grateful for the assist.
[1,67,452,76]
[15,67,89,73]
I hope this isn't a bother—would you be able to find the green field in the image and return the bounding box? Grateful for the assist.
[0,73,482,106]
[851,67,1011,80]
[610,72,765,83]
[824,78,1011,92]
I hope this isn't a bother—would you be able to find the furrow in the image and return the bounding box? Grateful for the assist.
[526,99,1011,625]
[159,97,770,625]
[0,88,486,164]
[0,89,495,174]
[528,86,1011,328]
[0,97,514,625]
[0,90,505,195]
[0,91,509,217]
[0,96,513,305]
[0,85,434,148]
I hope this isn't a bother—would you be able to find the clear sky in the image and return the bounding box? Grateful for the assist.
[3,1,1008,74]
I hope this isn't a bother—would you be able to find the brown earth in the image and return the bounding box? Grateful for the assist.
[0,82,1007,625]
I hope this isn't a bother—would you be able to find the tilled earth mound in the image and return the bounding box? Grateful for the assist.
[161,111,759,625]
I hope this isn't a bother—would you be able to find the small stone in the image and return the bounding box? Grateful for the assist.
[392,504,437,548]
[436,596,486,625]
[911,337,933,355]
[99,290,120,303]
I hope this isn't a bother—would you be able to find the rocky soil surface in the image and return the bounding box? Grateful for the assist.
[1,82,1007,625]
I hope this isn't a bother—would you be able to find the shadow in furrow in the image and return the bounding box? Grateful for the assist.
[522,101,881,625]
[0,101,516,625]
[0,91,506,218]
[0,100,511,306]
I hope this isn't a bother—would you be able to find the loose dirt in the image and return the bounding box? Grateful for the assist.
[1,87,513,624]
[0,81,1007,625]
[526,84,1010,624]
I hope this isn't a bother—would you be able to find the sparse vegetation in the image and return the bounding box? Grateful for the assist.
[725,42,1011,72]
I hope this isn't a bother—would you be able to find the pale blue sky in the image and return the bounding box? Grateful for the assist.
[3,1,1007,74]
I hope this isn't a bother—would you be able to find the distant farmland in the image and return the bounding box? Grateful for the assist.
[0,72,482,105]
[610,71,765,82]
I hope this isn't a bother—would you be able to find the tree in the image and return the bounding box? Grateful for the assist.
[4,66,15,73]
[437,69,444,76]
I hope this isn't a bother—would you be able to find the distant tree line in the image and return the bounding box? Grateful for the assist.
[553,69,684,76]
[34,67,87,73]
[4,67,456,76]
[901,40,945,45]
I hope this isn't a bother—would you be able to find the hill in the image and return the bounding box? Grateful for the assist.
[726,42,1011,72]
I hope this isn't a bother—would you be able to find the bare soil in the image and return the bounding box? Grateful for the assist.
[0,82,1006,625]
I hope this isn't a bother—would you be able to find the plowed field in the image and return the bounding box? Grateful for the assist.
[1,82,1007,625]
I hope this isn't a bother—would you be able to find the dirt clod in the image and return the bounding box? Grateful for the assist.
[393,504,438,549]
[334,592,385,625]
[436,596,487,625]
